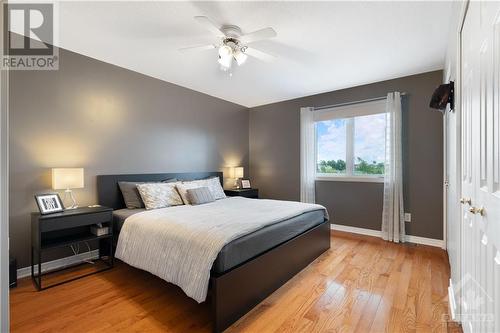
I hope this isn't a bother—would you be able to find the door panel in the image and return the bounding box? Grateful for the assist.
[460,2,500,332]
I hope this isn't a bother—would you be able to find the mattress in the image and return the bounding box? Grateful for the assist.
[113,208,145,234]
[212,209,325,273]
[113,207,327,274]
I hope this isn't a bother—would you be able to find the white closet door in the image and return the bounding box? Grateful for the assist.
[460,2,500,332]
[478,3,500,332]
[461,5,478,331]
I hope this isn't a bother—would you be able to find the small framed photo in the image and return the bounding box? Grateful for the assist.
[240,179,251,189]
[35,193,64,215]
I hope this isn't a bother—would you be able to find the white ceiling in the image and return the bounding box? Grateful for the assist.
[54,1,452,107]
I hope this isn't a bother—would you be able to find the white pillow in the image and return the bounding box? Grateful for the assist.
[176,181,204,205]
[203,177,226,200]
[136,183,183,210]
[176,177,226,204]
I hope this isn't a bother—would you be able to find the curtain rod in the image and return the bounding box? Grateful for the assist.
[314,92,407,111]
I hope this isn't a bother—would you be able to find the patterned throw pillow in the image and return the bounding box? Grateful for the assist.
[186,187,215,205]
[136,183,183,210]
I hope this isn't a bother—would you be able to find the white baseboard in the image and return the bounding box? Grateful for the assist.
[330,224,445,248]
[330,224,382,238]
[406,235,445,249]
[17,250,100,279]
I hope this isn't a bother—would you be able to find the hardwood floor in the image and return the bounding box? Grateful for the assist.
[11,231,461,332]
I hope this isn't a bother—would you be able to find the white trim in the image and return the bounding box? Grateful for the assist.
[453,1,468,323]
[17,250,100,279]
[330,224,445,248]
[331,224,382,237]
[316,176,384,183]
[406,235,445,249]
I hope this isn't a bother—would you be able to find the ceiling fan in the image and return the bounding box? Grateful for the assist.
[179,16,277,74]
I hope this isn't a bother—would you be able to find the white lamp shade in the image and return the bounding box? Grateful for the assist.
[234,50,248,66]
[229,167,244,179]
[234,167,244,178]
[52,168,84,190]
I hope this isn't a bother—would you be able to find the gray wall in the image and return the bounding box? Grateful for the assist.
[249,70,444,239]
[10,47,249,267]
[9,46,443,267]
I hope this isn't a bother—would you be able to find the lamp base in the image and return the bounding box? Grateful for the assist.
[63,189,78,210]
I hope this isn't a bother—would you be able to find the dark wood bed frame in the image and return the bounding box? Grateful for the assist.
[97,172,331,332]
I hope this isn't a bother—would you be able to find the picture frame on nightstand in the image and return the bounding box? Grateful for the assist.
[240,179,251,189]
[34,193,64,215]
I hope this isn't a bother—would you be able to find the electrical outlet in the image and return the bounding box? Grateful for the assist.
[404,213,412,222]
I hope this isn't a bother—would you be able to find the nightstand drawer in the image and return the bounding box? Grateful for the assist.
[40,211,112,232]
[224,188,259,199]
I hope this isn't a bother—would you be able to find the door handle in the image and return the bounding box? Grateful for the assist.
[460,197,472,205]
[469,206,485,216]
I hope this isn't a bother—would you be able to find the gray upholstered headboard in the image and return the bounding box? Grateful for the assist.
[97,172,223,209]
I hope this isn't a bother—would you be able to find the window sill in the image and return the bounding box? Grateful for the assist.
[315,176,384,183]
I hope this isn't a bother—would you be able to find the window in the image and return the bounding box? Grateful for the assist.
[316,119,347,174]
[315,100,386,181]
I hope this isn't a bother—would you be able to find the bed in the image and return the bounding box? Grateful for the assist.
[97,172,330,332]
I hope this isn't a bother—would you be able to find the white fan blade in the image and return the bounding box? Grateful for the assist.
[245,47,275,62]
[240,27,277,44]
[179,44,216,53]
[194,16,226,38]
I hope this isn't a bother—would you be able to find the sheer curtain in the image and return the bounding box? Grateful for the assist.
[300,107,316,203]
[381,92,405,242]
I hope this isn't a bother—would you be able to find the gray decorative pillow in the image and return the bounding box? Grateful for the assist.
[187,187,215,205]
[136,183,183,210]
[162,178,178,183]
[177,177,226,204]
[176,181,205,204]
[118,181,147,209]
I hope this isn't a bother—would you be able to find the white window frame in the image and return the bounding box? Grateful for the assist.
[314,99,386,183]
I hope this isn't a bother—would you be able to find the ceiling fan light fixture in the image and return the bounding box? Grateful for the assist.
[182,16,277,75]
[234,49,248,66]
[218,45,232,58]
[218,54,232,70]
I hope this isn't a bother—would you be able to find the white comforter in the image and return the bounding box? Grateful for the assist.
[115,196,328,303]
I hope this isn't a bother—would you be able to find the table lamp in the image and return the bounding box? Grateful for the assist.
[229,167,244,189]
[52,168,84,209]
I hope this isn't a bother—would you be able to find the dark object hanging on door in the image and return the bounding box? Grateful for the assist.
[429,81,454,112]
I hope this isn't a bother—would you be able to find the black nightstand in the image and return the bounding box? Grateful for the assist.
[224,188,259,199]
[31,206,113,290]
